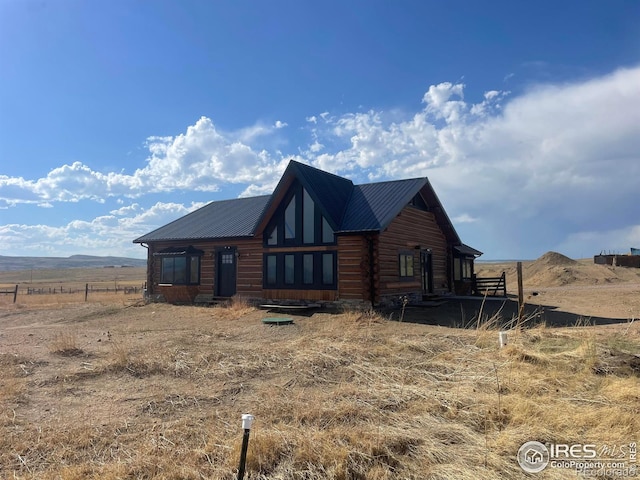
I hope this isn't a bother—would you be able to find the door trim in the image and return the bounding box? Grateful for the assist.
[421,250,434,295]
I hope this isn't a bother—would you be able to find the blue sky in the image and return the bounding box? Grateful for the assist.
[1,0,639,260]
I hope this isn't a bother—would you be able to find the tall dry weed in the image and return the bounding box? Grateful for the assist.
[49,330,83,356]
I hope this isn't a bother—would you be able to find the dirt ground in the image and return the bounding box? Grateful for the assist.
[0,256,639,479]
[475,253,640,322]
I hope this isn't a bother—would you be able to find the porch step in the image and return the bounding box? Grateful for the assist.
[194,294,230,306]
[258,302,321,311]
[422,294,441,302]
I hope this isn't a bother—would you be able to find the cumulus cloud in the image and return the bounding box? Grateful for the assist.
[304,66,640,257]
[2,66,640,258]
[0,201,207,258]
[0,117,290,205]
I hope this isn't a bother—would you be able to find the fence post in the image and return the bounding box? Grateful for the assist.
[85,283,89,302]
[237,414,254,480]
[13,285,18,303]
[517,262,524,325]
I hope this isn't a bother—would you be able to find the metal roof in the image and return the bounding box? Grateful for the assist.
[153,246,205,256]
[339,178,427,232]
[133,160,474,251]
[291,161,353,228]
[133,195,270,243]
[454,244,484,257]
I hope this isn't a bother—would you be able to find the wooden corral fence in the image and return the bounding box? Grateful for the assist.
[0,285,18,303]
[472,272,507,297]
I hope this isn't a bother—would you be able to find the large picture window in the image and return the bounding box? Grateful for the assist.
[322,254,334,285]
[303,254,314,284]
[284,254,295,284]
[264,183,336,247]
[157,246,202,285]
[263,251,336,289]
[266,255,277,285]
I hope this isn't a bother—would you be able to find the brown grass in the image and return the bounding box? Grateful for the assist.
[0,266,145,309]
[49,330,84,356]
[0,297,638,479]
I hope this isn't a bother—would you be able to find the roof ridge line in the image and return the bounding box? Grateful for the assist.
[289,159,354,185]
[355,176,427,187]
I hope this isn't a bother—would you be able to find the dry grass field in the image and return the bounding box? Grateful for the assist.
[1,257,639,479]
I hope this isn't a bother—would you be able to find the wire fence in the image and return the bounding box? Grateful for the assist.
[1,283,146,303]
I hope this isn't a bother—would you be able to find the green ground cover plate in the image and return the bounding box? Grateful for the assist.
[262,317,294,325]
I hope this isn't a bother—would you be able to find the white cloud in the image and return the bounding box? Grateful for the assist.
[452,214,479,224]
[0,116,289,205]
[2,66,640,259]
[304,66,640,257]
[309,140,324,153]
[0,201,207,258]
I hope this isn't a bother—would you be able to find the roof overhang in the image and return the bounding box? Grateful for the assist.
[153,246,204,256]
[454,244,483,257]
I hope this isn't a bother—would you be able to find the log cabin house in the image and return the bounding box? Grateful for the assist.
[133,160,482,305]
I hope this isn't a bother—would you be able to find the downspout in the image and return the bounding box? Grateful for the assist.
[367,235,376,308]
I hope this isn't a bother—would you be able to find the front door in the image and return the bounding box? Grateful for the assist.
[421,250,434,295]
[216,247,237,297]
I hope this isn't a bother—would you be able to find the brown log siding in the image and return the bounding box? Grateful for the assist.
[147,238,262,301]
[377,205,449,296]
[262,289,338,301]
[146,205,450,303]
[337,234,370,301]
[235,238,264,295]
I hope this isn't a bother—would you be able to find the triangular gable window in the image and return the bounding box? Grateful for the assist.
[284,196,296,240]
[322,216,334,243]
[303,188,315,244]
[264,182,336,247]
[267,225,278,245]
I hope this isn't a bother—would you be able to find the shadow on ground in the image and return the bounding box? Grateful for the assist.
[385,296,631,329]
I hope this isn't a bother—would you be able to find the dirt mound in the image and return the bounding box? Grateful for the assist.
[534,251,577,267]
[476,254,640,290]
[523,252,580,287]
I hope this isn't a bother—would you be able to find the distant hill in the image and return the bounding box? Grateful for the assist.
[0,255,146,271]
[475,251,640,289]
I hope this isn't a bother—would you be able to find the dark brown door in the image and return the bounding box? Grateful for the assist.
[421,250,434,294]
[216,248,237,297]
